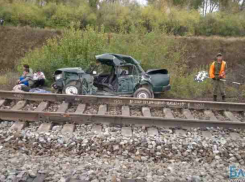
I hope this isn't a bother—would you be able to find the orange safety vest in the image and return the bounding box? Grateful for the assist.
[209,61,226,79]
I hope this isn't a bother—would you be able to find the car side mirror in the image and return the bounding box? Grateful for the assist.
[92,71,97,75]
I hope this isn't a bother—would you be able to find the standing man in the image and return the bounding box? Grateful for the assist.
[209,53,227,101]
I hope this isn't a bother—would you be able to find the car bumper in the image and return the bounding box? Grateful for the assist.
[162,84,171,92]
[154,84,171,94]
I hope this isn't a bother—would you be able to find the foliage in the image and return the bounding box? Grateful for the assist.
[0,1,245,36]
[196,12,245,36]
[20,26,107,79]
[168,69,213,99]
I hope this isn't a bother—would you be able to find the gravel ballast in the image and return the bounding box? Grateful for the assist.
[0,121,245,181]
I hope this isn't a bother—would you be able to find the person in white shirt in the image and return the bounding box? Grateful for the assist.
[33,70,46,88]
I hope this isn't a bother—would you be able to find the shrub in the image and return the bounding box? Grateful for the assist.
[47,3,96,29]
[165,8,200,36]
[20,26,108,79]
[1,1,245,36]
[168,70,213,99]
[9,3,46,27]
[196,12,245,36]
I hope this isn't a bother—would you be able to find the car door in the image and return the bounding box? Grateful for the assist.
[117,66,134,94]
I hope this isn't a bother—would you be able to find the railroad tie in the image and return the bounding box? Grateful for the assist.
[142,107,151,117]
[35,102,49,112]
[98,105,107,115]
[91,125,102,134]
[10,121,27,132]
[37,123,53,132]
[121,127,132,137]
[204,110,218,121]
[224,111,240,122]
[57,102,69,113]
[122,106,130,116]
[163,108,174,119]
[182,109,195,120]
[75,104,86,114]
[147,127,159,136]
[61,124,75,134]
[11,100,27,110]
[0,99,6,107]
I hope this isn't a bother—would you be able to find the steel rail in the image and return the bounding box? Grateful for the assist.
[0,90,245,111]
[0,110,245,129]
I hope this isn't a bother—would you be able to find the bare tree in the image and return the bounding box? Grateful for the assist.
[240,0,245,10]
[201,0,219,16]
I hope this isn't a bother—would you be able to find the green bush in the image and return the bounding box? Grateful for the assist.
[8,3,46,27]
[165,9,200,36]
[196,12,245,36]
[1,1,245,36]
[98,2,137,32]
[20,26,107,79]
[168,70,213,99]
[47,3,96,29]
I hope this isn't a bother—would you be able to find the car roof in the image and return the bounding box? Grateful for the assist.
[95,53,140,66]
[56,67,85,74]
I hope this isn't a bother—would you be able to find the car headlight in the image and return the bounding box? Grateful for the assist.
[55,74,62,80]
[142,73,151,81]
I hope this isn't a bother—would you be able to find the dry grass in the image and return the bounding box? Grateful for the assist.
[0,26,60,70]
[0,69,19,90]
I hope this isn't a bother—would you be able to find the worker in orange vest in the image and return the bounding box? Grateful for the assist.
[209,53,227,101]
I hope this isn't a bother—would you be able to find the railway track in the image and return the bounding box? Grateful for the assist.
[0,90,245,133]
[1,91,245,182]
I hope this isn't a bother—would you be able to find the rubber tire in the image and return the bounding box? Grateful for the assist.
[62,81,81,95]
[133,87,153,99]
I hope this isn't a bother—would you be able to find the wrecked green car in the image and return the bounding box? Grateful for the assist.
[52,53,170,98]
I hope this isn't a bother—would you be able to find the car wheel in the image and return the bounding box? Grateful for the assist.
[133,88,153,99]
[63,82,81,95]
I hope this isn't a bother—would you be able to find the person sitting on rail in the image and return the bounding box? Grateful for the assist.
[33,70,46,88]
[16,64,34,87]
[13,64,34,92]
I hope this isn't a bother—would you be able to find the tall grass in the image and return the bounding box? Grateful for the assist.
[0,69,19,90]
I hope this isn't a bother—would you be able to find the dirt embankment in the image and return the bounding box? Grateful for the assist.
[0,26,245,75]
[0,26,61,70]
[179,36,245,69]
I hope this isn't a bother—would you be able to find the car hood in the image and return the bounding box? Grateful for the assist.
[95,53,140,67]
